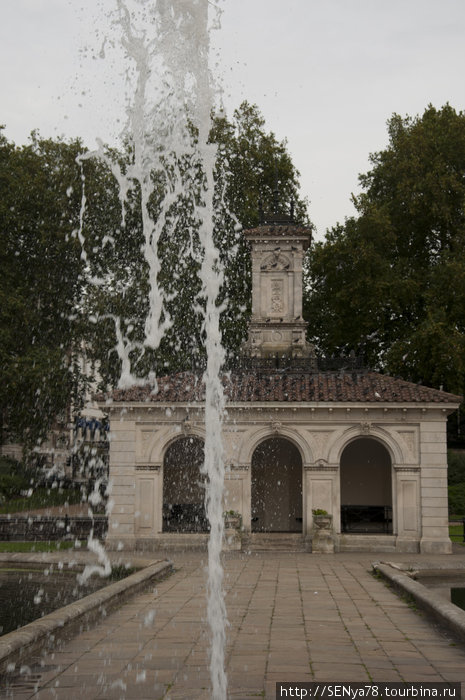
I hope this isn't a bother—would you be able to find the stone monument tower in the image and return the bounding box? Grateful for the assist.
[242,196,313,358]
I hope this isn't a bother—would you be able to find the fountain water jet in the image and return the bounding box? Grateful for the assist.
[77,1,229,696]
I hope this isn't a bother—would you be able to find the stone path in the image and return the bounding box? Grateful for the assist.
[1,551,465,699]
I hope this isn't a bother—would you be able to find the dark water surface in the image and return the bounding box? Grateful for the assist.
[0,564,112,636]
[418,573,465,612]
[451,586,465,611]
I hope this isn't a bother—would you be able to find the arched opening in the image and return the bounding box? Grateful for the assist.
[251,437,302,532]
[162,436,208,532]
[340,437,393,534]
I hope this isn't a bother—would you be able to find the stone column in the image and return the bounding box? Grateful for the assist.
[419,419,452,554]
[394,466,420,552]
[224,465,250,529]
[106,417,137,549]
[304,462,339,542]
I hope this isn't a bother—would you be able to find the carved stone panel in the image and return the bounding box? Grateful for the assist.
[394,429,419,462]
[271,279,284,313]
[136,427,157,463]
[262,252,292,271]
[306,431,334,462]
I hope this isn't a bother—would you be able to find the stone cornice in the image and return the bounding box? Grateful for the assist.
[100,401,460,413]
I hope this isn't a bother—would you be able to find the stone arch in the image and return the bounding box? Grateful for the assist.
[240,425,312,466]
[339,436,393,534]
[251,436,303,533]
[162,435,208,533]
[151,425,206,464]
[328,424,404,467]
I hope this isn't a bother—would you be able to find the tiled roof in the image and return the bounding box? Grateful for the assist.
[108,370,462,405]
[243,224,311,237]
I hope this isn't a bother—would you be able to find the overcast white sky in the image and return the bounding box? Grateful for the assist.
[1,0,464,238]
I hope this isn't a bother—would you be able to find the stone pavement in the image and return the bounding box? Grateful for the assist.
[1,550,465,700]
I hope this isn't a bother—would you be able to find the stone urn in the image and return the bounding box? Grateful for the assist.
[311,510,334,554]
[313,514,333,530]
[224,511,242,530]
[223,511,242,550]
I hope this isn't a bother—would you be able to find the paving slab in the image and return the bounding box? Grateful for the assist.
[0,550,465,699]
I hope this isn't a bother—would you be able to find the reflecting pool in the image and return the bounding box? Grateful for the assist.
[0,564,119,635]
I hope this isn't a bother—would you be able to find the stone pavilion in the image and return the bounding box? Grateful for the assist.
[102,207,461,553]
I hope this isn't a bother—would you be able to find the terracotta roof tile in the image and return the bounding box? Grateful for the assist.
[107,370,462,405]
[244,224,311,236]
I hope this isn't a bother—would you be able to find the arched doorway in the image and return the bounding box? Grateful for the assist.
[162,436,208,532]
[340,437,393,533]
[251,437,302,532]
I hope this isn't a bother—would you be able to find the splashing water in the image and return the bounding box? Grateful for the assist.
[77,535,112,584]
[78,1,228,696]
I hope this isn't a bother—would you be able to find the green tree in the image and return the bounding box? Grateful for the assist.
[305,105,465,404]
[0,131,91,449]
[82,101,310,386]
[1,102,309,450]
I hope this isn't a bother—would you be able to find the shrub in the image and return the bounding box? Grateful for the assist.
[448,450,465,486]
[0,457,30,501]
[448,483,465,518]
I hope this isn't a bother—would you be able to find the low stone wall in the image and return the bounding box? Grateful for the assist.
[0,515,107,541]
[0,558,172,675]
[373,561,465,642]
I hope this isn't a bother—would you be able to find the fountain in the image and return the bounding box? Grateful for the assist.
[77,1,229,696]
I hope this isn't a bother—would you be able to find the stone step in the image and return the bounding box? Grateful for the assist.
[337,534,397,552]
[133,532,309,552]
[243,533,307,552]
[135,533,209,552]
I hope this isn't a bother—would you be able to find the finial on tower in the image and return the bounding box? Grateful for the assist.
[273,162,280,214]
